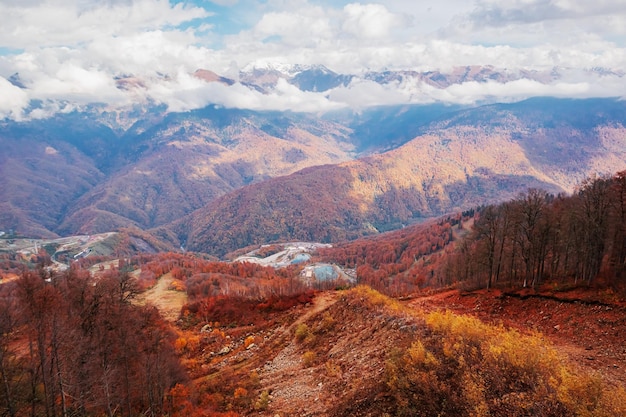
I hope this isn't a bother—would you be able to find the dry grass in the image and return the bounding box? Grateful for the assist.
[385,307,626,416]
[136,272,188,321]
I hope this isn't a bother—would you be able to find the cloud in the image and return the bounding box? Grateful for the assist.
[1,0,626,120]
[468,0,626,26]
[206,0,239,5]
[341,3,406,40]
[252,7,333,47]
[0,77,29,120]
[142,71,344,113]
[0,0,209,49]
[446,0,626,46]
[329,78,410,108]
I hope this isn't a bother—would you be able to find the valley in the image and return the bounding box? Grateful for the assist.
[0,232,118,270]
[2,97,626,259]
[1,180,626,415]
[2,1,626,415]
[1,87,626,417]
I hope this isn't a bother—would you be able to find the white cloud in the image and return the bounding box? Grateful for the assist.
[445,0,626,47]
[1,0,626,120]
[0,77,29,120]
[329,78,410,108]
[0,0,209,49]
[252,7,333,46]
[341,3,404,40]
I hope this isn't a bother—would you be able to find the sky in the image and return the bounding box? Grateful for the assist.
[1,0,626,120]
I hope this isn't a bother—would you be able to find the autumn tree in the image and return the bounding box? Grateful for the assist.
[576,175,612,284]
[511,189,551,288]
[443,172,626,291]
[609,170,626,281]
[0,283,20,417]
[10,265,186,417]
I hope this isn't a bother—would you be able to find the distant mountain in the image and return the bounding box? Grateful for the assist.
[0,115,114,238]
[58,107,355,235]
[236,64,623,96]
[1,96,625,256]
[171,98,626,257]
[361,65,559,89]
[0,106,355,237]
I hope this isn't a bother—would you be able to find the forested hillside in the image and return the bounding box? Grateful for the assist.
[319,171,626,296]
[2,175,626,416]
[177,99,626,258]
[2,98,626,260]
[447,171,626,291]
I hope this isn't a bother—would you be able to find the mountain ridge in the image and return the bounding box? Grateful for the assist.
[171,98,626,257]
[1,97,626,258]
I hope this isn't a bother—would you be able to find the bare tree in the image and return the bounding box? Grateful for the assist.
[577,175,612,284]
[512,189,551,288]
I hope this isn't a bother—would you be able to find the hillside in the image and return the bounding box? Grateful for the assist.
[2,97,626,257]
[2,231,626,416]
[172,285,626,416]
[0,107,355,237]
[58,108,355,235]
[176,98,626,257]
[0,125,106,238]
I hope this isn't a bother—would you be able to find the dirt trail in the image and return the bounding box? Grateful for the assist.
[292,291,339,327]
[137,273,187,322]
[259,291,340,416]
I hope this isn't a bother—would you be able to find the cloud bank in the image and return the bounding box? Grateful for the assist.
[0,0,625,120]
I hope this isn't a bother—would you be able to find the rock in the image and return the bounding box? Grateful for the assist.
[553,324,560,331]
[246,343,256,350]
[201,324,212,333]
[218,346,231,355]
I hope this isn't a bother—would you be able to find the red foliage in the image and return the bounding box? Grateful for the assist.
[182,290,316,326]
[318,217,456,295]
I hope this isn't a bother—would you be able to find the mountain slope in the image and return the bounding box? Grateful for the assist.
[58,107,355,235]
[177,98,626,257]
[2,97,626,247]
[0,123,106,237]
[0,106,355,237]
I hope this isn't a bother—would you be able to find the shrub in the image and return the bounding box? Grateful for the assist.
[325,360,342,378]
[384,307,626,416]
[294,323,310,342]
[254,390,270,411]
[317,312,336,333]
[350,285,403,312]
[302,351,316,368]
[244,335,255,349]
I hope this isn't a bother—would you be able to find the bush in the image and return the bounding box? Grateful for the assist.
[294,323,310,342]
[254,390,270,411]
[302,351,316,368]
[385,308,626,416]
[244,335,255,349]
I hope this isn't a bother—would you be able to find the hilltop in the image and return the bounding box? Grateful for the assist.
[169,285,626,416]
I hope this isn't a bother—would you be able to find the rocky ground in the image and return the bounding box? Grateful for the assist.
[176,284,626,416]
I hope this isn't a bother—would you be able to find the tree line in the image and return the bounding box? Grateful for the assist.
[0,266,185,417]
[318,217,458,295]
[442,171,626,290]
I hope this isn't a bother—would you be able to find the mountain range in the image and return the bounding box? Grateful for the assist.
[172,98,626,256]
[2,64,626,257]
